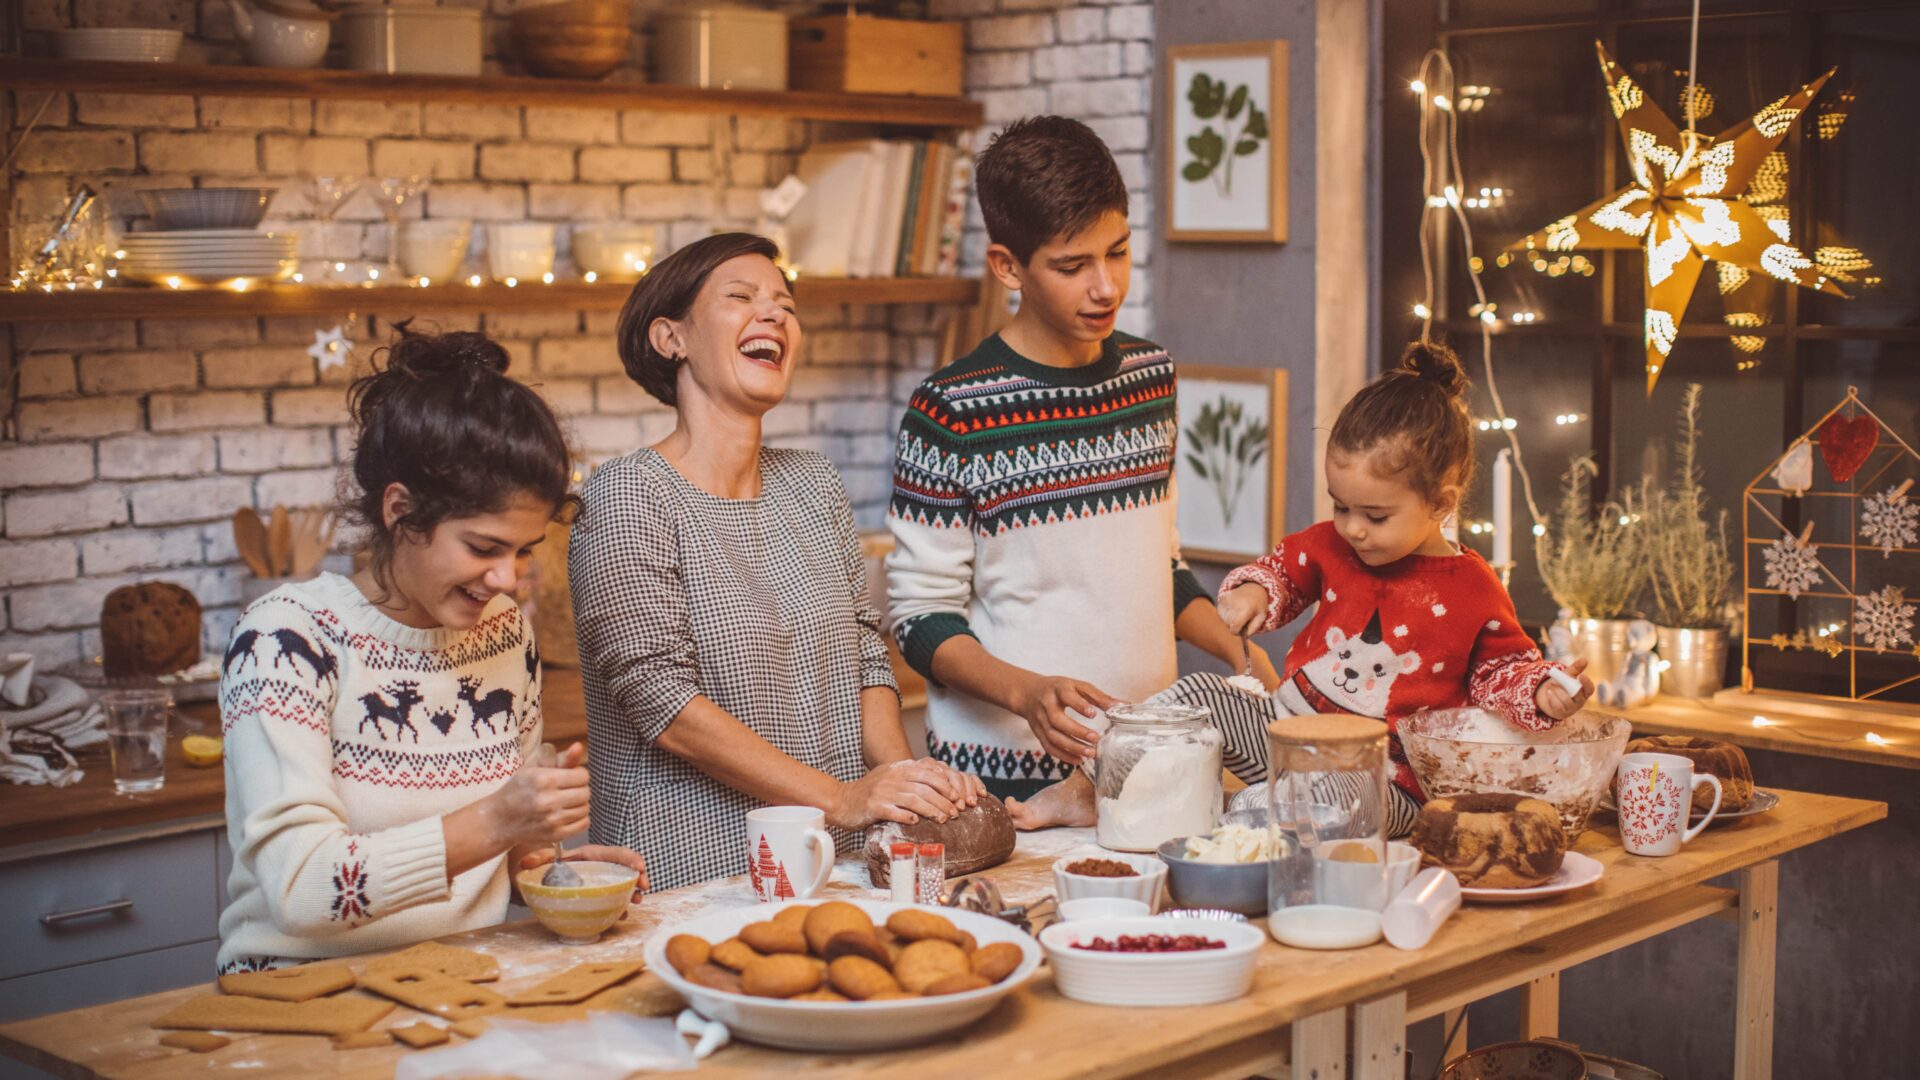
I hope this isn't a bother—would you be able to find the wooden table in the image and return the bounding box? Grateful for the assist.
[0,788,1883,1080]
[1622,692,1920,771]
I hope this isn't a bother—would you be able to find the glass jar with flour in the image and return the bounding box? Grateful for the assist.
[1093,703,1223,852]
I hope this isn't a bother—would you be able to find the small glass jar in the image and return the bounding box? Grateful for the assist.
[1265,714,1391,949]
[1093,703,1223,852]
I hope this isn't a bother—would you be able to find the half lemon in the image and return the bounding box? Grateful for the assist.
[182,734,224,767]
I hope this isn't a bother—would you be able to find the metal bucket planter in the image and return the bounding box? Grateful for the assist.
[1567,617,1637,687]
[1655,625,1728,699]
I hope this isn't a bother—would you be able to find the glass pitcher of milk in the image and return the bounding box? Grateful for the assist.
[1265,714,1391,949]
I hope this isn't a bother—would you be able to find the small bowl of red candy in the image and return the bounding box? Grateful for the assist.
[1039,915,1264,1006]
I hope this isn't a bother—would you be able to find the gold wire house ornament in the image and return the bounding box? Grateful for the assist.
[1740,387,1920,704]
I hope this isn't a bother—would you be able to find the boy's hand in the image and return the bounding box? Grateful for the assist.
[1013,674,1121,765]
[1218,583,1271,636]
[1535,658,1593,720]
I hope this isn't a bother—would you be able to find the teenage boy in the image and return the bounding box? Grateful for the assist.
[886,116,1279,828]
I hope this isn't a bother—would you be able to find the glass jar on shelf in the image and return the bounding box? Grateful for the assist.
[1092,702,1222,852]
[1265,714,1391,949]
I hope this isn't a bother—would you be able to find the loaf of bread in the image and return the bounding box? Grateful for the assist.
[866,796,1016,887]
[100,582,201,678]
[1624,734,1753,812]
[1412,792,1566,889]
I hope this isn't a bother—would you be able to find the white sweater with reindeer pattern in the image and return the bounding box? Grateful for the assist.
[215,572,542,973]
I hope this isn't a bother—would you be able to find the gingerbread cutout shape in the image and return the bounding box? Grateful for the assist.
[363,941,500,983]
[217,964,356,1002]
[506,962,644,1006]
[357,967,504,1020]
[153,994,393,1037]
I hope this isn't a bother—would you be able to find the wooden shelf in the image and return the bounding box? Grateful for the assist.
[0,58,983,129]
[0,276,980,322]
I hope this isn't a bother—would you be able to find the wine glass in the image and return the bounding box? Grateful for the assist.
[308,175,361,284]
[372,175,426,283]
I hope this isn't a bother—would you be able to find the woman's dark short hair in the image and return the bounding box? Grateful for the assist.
[343,325,577,590]
[975,115,1129,264]
[615,231,784,407]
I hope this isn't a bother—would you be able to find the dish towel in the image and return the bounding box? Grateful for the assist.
[0,674,102,787]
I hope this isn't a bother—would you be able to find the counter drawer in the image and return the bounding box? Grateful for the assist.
[0,938,218,1027]
[0,832,218,981]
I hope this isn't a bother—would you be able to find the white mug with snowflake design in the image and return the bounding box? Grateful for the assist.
[1615,752,1722,856]
[744,806,835,902]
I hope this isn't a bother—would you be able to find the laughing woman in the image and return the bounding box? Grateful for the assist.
[572,232,983,892]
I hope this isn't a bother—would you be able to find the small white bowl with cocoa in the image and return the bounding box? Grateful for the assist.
[1051,851,1167,911]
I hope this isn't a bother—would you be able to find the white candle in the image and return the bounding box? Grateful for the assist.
[1492,448,1513,568]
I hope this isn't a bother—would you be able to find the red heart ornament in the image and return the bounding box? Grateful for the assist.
[1817,414,1879,483]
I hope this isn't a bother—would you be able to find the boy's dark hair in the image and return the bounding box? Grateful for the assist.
[975,115,1129,264]
[616,231,784,407]
[1328,340,1475,507]
[344,325,577,591]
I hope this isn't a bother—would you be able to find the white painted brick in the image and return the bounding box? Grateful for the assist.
[729,152,769,187]
[128,476,254,527]
[848,433,897,467]
[270,387,350,426]
[484,311,580,337]
[806,329,893,366]
[760,402,813,438]
[139,318,259,349]
[1033,42,1123,81]
[523,107,619,145]
[28,320,138,351]
[591,376,657,414]
[260,134,370,175]
[0,443,94,488]
[1051,77,1146,117]
[0,539,80,588]
[672,149,712,183]
[814,400,892,435]
[840,466,895,508]
[255,468,338,509]
[733,117,804,152]
[198,97,311,131]
[970,14,1054,50]
[981,87,1051,123]
[525,377,594,415]
[12,131,135,173]
[566,415,644,455]
[9,577,121,633]
[201,345,317,388]
[578,146,673,183]
[620,111,711,147]
[423,103,521,139]
[139,131,258,174]
[0,631,84,672]
[79,525,205,575]
[529,183,621,221]
[622,183,714,221]
[98,433,217,479]
[1087,115,1151,152]
[1124,41,1153,77]
[73,92,195,127]
[4,485,127,538]
[217,429,335,473]
[1055,8,1105,43]
[536,336,621,376]
[480,144,575,183]
[786,366,886,402]
[966,51,1032,89]
[1113,150,1149,190]
[314,101,422,136]
[77,350,196,394]
[371,139,475,180]
[16,398,141,442]
[150,391,265,432]
[426,182,527,221]
[1106,3,1152,40]
[17,355,77,397]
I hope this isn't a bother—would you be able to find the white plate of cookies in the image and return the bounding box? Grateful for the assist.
[644,898,1042,1051]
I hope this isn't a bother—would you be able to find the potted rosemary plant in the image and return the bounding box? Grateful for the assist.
[1639,385,1735,697]
[1535,456,1648,685]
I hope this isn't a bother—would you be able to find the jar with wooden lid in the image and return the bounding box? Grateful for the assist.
[1265,714,1391,949]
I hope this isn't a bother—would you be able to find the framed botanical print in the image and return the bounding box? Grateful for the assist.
[1165,39,1289,244]
[1176,365,1288,564]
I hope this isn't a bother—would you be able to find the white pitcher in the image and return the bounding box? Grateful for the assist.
[225,0,333,68]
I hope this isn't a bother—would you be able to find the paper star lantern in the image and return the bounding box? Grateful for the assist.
[1510,42,1845,395]
[308,325,351,372]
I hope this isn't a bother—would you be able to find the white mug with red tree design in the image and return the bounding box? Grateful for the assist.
[1616,752,1723,856]
[745,806,835,902]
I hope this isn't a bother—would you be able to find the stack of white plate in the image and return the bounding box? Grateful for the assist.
[118,230,298,286]
[54,28,184,63]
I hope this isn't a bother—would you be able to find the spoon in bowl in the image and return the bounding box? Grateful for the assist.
[534,742,583,887]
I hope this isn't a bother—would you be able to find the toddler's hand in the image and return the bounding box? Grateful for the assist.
[1218,582,1271,636]
[1535,658,1593,720]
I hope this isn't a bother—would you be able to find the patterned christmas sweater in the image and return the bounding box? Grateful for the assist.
[1222,521,1568,801]
[215,572,541,973]
[886,331,1210,786]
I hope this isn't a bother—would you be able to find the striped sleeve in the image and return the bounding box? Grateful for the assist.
[885,380,980,681]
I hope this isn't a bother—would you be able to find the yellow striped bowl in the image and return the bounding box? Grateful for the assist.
[516,861,639,944]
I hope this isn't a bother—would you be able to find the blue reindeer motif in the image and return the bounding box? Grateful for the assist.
[358,681,423,742]
[457,676,516,736]
[271,629,338,686]
[222,629,262,676]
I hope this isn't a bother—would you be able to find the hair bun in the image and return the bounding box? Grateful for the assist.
[386,326,511,380]
[1401,340,1467,397]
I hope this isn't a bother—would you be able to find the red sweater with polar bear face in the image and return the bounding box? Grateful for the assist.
[1222,520,1563,800]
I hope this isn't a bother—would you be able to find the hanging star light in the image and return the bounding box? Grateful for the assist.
[308,325,352,372]
[1509,42,1846,395]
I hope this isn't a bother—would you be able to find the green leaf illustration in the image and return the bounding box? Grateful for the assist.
[1188,74,1225,119]
[1227,85,1249,120]
[1182,73,1269,196]
[1182,395,1270,527]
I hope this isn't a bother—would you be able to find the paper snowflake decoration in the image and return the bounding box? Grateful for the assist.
[1860,485,1917,557]
[1762,534,1824,599]
[308,325,352,371]
[1853,586,1915,653]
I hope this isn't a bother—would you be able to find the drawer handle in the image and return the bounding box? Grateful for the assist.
[41,899,134,927]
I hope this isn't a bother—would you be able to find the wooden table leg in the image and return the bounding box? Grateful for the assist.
[1353,992,1407,1080]
[1440,1006,1469,1065]
[1292,1007,1348,1080]
[1734,859,1779,1080]
[1519,972,1560,1039]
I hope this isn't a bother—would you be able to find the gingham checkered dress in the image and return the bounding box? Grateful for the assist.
[570,447,896,892]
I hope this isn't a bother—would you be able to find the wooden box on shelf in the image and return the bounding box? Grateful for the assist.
[788,15,963,98]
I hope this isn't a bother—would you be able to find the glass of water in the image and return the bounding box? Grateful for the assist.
[102,689,169,795]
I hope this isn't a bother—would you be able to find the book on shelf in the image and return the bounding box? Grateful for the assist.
[787,134,973,279]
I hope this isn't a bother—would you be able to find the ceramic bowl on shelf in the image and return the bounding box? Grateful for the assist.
[571,223,657,282]
[1400,707,1631,838]
[55,28,185,63]
[397,219,472,281]
[1039,915,1265,1007]
[1051,851,1167,910]
[137,188,276,231]
[514,860,638,944]
[511,0,632,80]
[485,223,557,284]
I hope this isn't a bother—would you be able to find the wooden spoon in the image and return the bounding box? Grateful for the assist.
[267,505,292,578]
[290,508,334,578]
[232,508,273,579]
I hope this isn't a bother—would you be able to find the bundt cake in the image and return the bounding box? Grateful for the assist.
[1624,734,1753,812]
[1412,792,1567,889]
